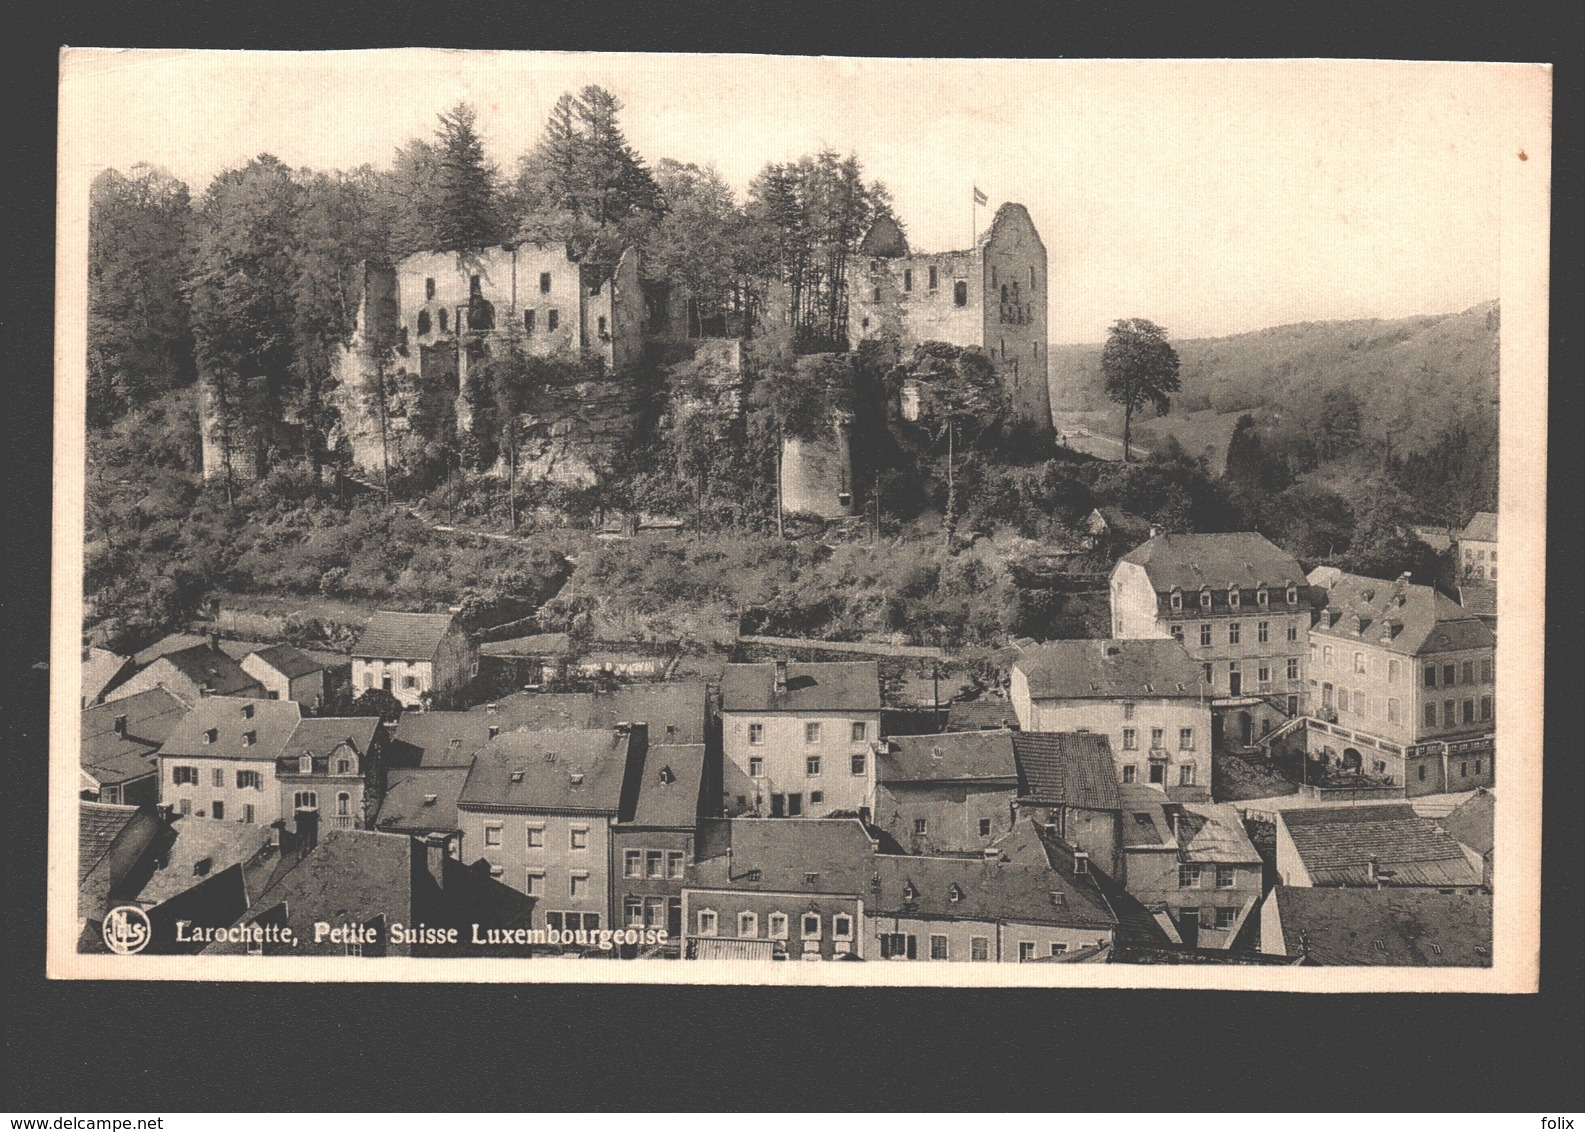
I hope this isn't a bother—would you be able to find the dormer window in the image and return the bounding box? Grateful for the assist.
[804,872,820,886]
[1257,585,1269,607]
[203,728,218,745]
[298,755,312,774]
[241,730,256,747]
[242,704,254,720]
[948,883,964,903]
[1228,585,1241,609]
[658,766,676,785]
[1169,587,1183,612]
[1286,583,1299,605]
[1200,588,1212,610]
[1074,851,1090,876]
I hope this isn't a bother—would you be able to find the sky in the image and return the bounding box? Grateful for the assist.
[62,51,1522,343]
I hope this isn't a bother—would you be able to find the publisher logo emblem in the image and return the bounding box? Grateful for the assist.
[102,905,152,955]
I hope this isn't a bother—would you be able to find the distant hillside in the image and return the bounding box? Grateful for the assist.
[1049,301,1499,464]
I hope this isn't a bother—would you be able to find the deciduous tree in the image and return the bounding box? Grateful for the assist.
[1102,318,1182,462]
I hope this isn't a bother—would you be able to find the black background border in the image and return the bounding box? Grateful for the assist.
[7,0,1581,1112]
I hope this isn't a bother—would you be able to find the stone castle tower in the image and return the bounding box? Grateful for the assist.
[847,201,1052,430]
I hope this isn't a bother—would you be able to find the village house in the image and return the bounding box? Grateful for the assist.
[456,725,647,933]
[868,821,1118,962]
[1457,511,1499,583]
[239,643,329,709]
[1009,639,1211,801]
[80,687,187,806]
[352,611,478,709]
[107,642,265,708]
[157,697,304,827]
[1272,804,1484,892]
[612,744,710,949]
[1294,567,1495,794]
[204,828,537,958]
[1010,731,1125,877]
[1085,506,1151,547]
[872,729,1021,856]
[1115,789,1264,950]
[1109,531,1312,741]
[681,817,878,960]
[1259,887,1492,966]
[275,716,386,833]
[719,660,882,820]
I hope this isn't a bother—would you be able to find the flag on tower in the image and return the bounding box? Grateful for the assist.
[972,186,988,206]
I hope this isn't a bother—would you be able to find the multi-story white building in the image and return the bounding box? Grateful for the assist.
[1008,639,1211,803]
[719,661,882,820]
[1109,530,1314,743]
[1457,511,1499,583]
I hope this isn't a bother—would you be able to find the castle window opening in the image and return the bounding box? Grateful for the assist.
[861,318,870,331]
[873,286,882,302]
[1030,265,1037,290]
[540,272,552,294]
[928,266,938,290]
[425,277,436,299]
[438,308,448,332]
[416,310,431,336]
[469,275,482,296]
[524,309,536,333]
[954,281,968,307]
[548,309,560,332]
[903,269,913,292]
[597,315,608,338]
[1001,284,1009,303]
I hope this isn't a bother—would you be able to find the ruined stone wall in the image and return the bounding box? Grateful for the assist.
[979,204,1051,429]
[781,425,856,519]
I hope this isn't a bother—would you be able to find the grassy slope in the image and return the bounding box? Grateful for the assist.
[1049,300,1499,463]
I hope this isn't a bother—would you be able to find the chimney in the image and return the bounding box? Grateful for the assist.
[774,660,788,694]
[295,807,319,856]
[113,714,128,737]
[1367,855,1380,887]
[1168,809,1179,843]
[207,631,221,651]
[487,725,500,739]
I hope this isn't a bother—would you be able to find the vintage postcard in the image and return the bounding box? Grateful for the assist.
[51,50,1549,988]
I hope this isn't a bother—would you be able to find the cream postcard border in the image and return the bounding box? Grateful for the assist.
[48,50,1550,990]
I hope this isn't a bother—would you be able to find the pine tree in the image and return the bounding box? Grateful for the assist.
[432,103,504,251]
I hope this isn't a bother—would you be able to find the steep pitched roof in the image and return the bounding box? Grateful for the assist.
[133,633,212,667]
[596,682,709,746]
[1310,570,1493,656]
[375,767,470,835]
[687,818,878,896]
[396,696,598,766]
[1175,802,1263,865]
[82,647,132,704]
[245,829,416,935]
[157,697,303,762]
[280,716,382,765]
[1014,639,1206,700]
[353,611,462,661]
[721,661,881,714]
[458,728,638,815]
[149,645,263,697]
[120,816,274,908]
[81,687,187,787]
[1012,731,1122,811]
[246,643,325,679]
[878,730,1019,785]
[1118,531,1305,592]
[79,802,153,885]
[1460,512,1498,543]
[872,849,1114,930]
[1271,887,1492,965]
[1440,788,1494,856]
[1458,584,1497,618]
[1280,804,1482,888]
[627,744,708,828]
